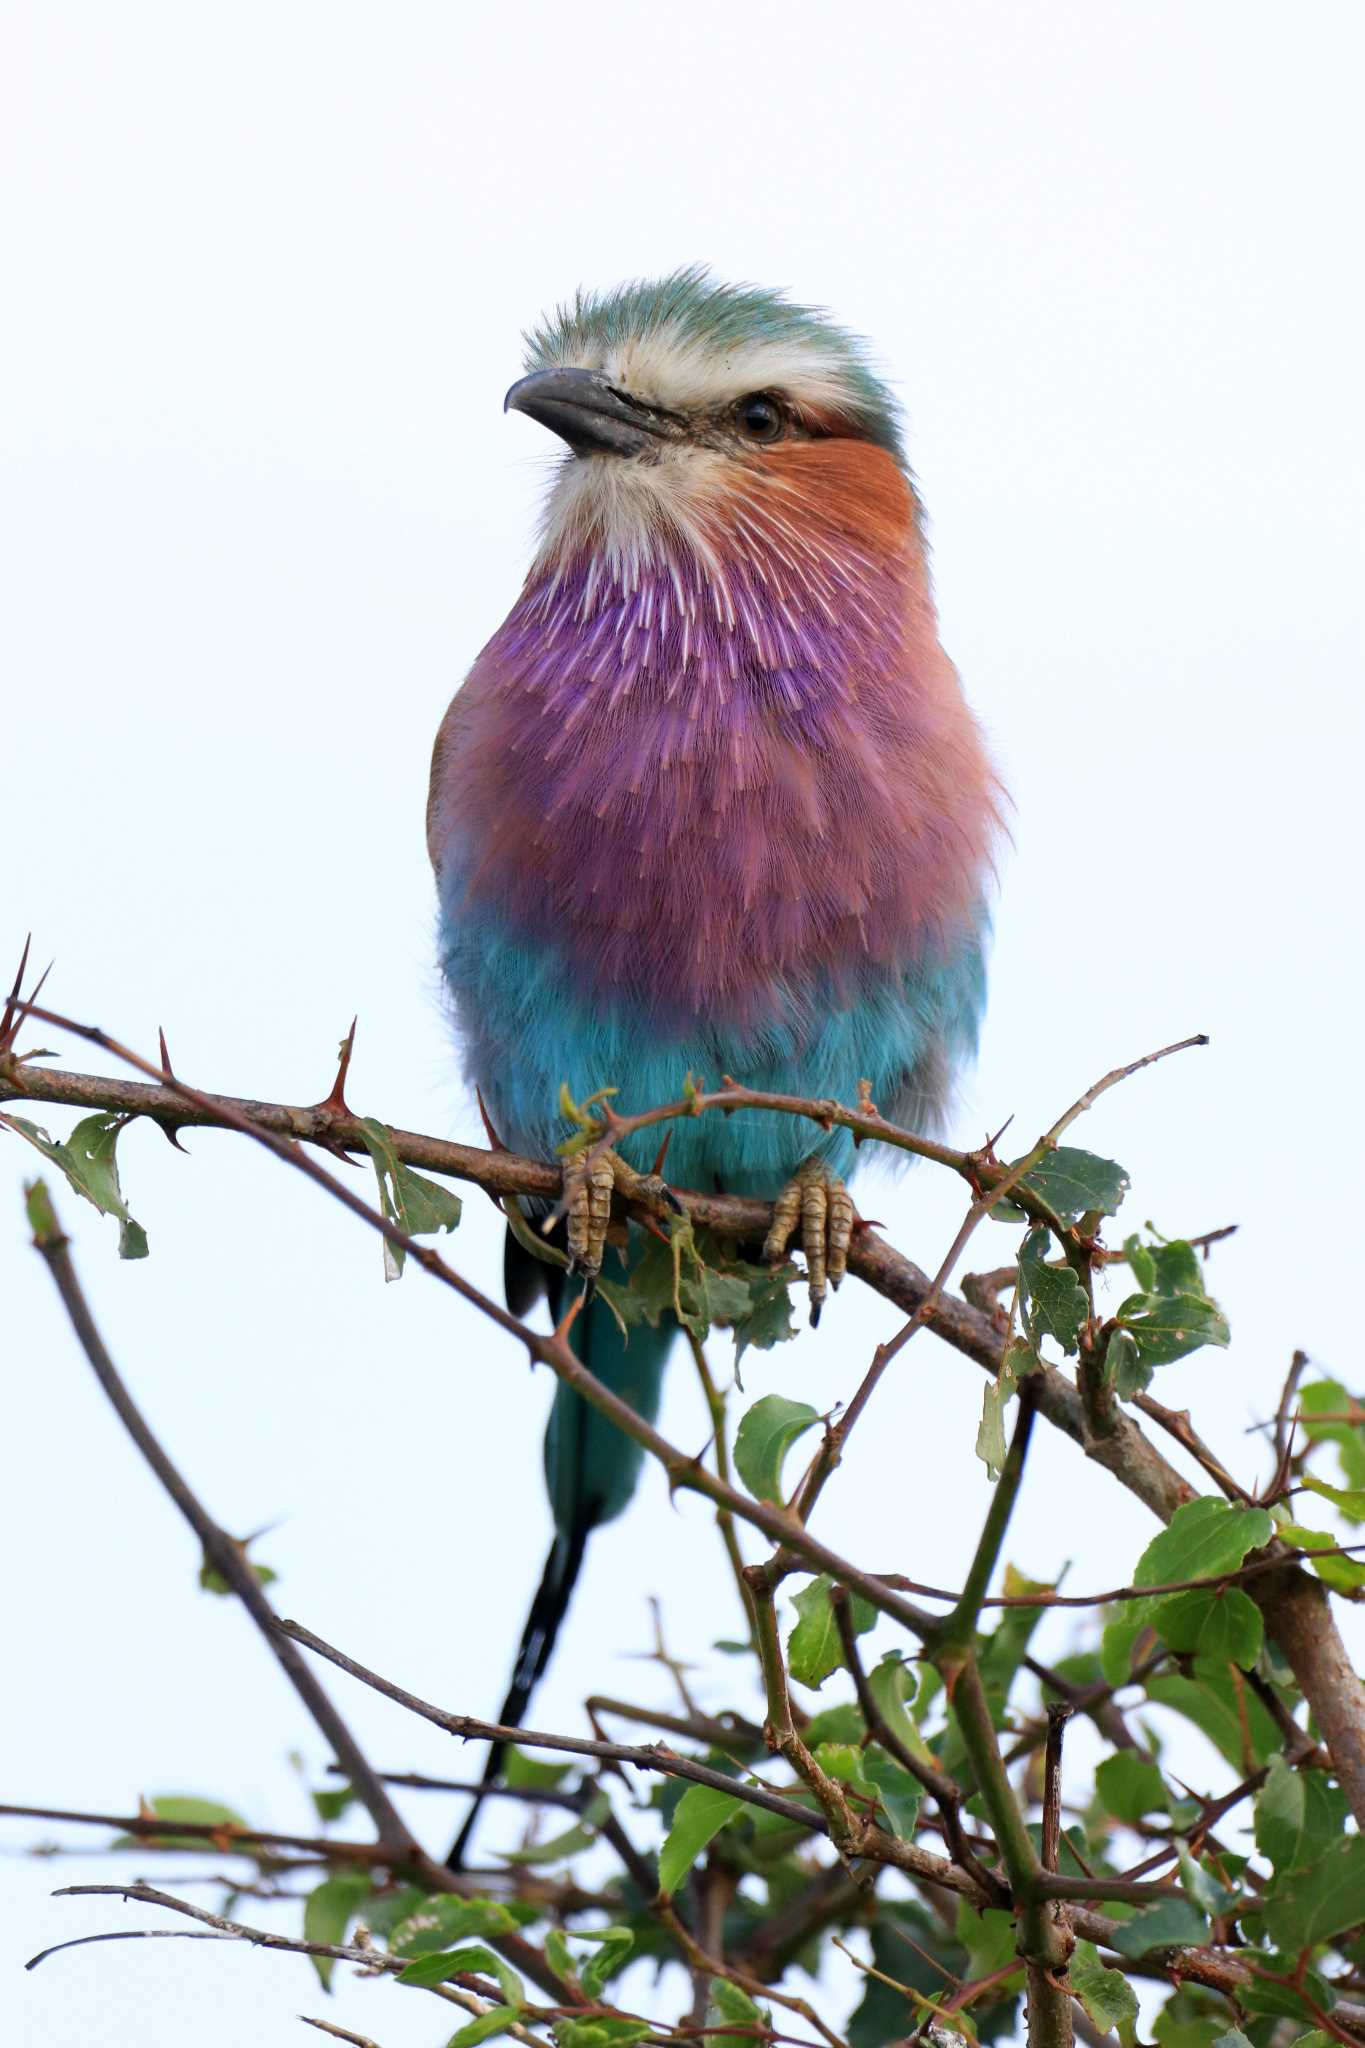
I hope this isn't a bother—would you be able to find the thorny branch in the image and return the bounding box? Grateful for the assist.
[9,988,1365,2043]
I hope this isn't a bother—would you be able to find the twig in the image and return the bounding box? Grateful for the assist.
[34,1883,552,2044]
[23,1184,425,1873]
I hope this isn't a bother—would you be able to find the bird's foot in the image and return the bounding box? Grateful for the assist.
[763,1157,854,1326]
[562,1149,682,1285]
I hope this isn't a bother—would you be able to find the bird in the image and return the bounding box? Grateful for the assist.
[426,268,999,1865]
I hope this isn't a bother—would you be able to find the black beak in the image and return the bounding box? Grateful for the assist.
[504,367,678,458]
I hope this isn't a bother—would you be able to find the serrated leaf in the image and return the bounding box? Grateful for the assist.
[731,1262,800,1362]
[1264,1833,1365,1947]
[657,1783,745,1896]
[787,1576,876,1690]
[733,1393,821,1503]
[357,1118,462,1280]
[1107,1896,1210,1956]
[304,1873,371,1990]
[1069,1940,1140,2033]
[1018,1226,1087,1354]
[1154,1586,1263,1668]
[1012,1146,1130,1223]
[398,1942,524,2005]
[6,1112,149,1256]
[955,1899,1020,1980]
[1095,1752,1169,1823]
[1114,1291,1230,1368]
[1134,1500,1273,1589]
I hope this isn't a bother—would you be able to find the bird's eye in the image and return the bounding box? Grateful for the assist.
[736,392,785,443]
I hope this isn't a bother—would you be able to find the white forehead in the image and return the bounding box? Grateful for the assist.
[535,321,862,420]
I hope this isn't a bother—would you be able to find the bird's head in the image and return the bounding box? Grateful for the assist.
[506,268,913,576]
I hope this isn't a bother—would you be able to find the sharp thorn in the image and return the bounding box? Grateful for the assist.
[157,1026,174,1077]
[476,1085,508,1152]
[317,1017,358,1116]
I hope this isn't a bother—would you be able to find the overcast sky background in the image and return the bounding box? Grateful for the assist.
[3,3,1364,2043]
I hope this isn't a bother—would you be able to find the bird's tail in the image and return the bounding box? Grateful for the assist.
[446,1522,588,1871]
[447,1264,672,1869]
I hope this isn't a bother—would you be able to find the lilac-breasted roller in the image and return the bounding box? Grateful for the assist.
[428,270,999,1862]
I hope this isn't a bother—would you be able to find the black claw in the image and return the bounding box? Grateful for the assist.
[663,1187,685,1216]
[810,1300,823,1330]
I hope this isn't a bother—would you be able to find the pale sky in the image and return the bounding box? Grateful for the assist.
[3,4,1363,2043]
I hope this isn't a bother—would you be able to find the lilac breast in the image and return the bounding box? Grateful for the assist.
[430,533,997,1030]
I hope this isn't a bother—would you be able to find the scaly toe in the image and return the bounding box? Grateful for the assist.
[764,1158,853,1325]
[564,1153,616,1279]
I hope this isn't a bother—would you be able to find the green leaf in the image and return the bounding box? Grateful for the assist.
[1018,1226,1087,1355]
[398,1942,524,2005]
[1105,1327,1152,1398]
[1177,1845,1239,1916]
[577,1926,634,1999]
[1145,1662,1282,1769]
[447,2010,519,2047]
[114,1794,249,1850]
[1107,1897,1210,1957]
[863,1747,923,1839]
[977,1340,1035,1478]
[731,1262,800,1362]
[390,1896,529,1958]
[1300,1473,1365,1525]
[6,1112,149,1256]
[1095,1752,1169,1823]
[1012,1145,1130,1223]
[1154,1586,1263,1668]
[657,1783,745,1896]
[1134,1500,1273,1589]
[708,1977,766,2028]
[867,1653,936,1766]
[733,1394,821,1503]
[1277,1519,1365,1593]
[303,1873,371,1990]
[1113,1291,1230,1368]
[1099,1609,1152,1688]
[803,1702,865,1746]
[955,1899,1020,1980]
[787,1576,876,1690]
[358,1117,462,1280]
[311,1783,356,1825]
[502,1746,572,1791]
[553,2023,652,2048]
[1264,1833,1365,1948]
[502,1791,608,1865]
[1299,1380,1365,1489]
[1069,1940,1140,2033]
[1255,1754,1349,1876]
[812,1742,873,1794]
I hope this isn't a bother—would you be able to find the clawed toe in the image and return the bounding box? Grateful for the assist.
[763,1158,854,1324]
[562,1152,683,1284]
